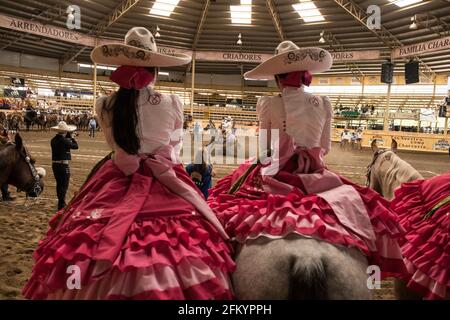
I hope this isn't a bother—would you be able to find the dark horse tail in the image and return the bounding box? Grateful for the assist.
[290,255,328,300]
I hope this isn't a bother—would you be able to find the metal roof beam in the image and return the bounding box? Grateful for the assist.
[0,3,66,50]
[192,0,211,50]
[265,0,285,41]
[62,0,141,67]
[414,13,450,37]
[322,31,365,82]
[332,0,436,81]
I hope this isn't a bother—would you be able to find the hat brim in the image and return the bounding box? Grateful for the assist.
[91,44,192,67]
[51,125,77,132]
[244,47,332,80]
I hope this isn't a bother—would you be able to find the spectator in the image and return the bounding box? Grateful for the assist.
[50,121,79,210]
[88,117,97,138]
[186,148,215,199]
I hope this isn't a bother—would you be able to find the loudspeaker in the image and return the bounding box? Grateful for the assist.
[405,60,420,84]
[381,62,394,84]
[439,105,447,118]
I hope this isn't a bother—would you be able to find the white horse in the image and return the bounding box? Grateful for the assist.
[367,139,424,299]
[232,234,372,299]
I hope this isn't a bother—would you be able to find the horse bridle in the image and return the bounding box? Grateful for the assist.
[11,143,43,196]
[366,149,387,187]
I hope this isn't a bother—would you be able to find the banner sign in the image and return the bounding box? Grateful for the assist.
[0,13,384,64]
[3,88,27,98]
[0,14,94,47]
[391,35,450,59]
[196,51,272,63]
[332,128,450,153]
[331,50,381,61]
[196,50,381,63]
[10,77,25,87]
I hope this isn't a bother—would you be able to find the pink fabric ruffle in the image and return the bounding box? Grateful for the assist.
[208,159,407,279]
[23,160,235,300]
[391,175,449,300]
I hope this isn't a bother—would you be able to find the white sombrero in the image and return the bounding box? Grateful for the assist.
[244,41,333,80]
[51,121,76,132]
[91,27,191,67]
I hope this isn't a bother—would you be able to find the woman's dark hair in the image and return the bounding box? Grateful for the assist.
[104,67,157,154]
[275,73,288,88]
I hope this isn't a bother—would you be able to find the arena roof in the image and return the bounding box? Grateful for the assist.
[0,0,449,76]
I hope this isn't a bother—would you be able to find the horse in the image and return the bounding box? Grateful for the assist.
[232,233,372,299]
[0,133,46,198]
[367,139,423,200]
[36,113,48,131]
[0,111,6,127]
[6,113,22,132]
[366,139,424,299]
[24,109,38,131]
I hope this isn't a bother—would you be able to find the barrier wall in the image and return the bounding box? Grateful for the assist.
[332,128,449,153]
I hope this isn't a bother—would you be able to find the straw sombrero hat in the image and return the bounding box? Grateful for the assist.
[91,27,191,67]
[244,41,332,80]
[51,121,76,133]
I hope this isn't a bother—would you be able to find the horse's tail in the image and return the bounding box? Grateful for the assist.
[290,255,328,300]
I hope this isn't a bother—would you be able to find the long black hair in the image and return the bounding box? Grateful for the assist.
[104,67,157,154]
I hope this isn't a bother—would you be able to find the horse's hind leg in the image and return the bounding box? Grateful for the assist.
[232,238,291,300]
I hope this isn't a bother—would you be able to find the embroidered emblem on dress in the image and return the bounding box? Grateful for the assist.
[309,96,320,107]
[88,209,103,220]
[71,211,82,219]
[149,93,162,105]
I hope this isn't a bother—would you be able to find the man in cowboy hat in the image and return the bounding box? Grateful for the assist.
[50,121,78,210]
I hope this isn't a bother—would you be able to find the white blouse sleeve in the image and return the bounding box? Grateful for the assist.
[256,97,271,155]
[170,94,184,159]
[95,96,117,151]
[320,96,333,155]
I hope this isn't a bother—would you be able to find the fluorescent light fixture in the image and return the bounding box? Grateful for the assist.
[230,0,252,24]
[159,71,169,76]
[388,0,423,8]
[319,30,325,43]
[150,0,181,17]
[78,63,116,71]
[292,0,325,23]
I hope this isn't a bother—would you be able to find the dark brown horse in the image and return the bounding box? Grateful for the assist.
[0,133,46,198]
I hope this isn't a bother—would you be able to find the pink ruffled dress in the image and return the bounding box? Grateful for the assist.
[23,87,235,300]
[391,173,449,300]
[208,87,406,278]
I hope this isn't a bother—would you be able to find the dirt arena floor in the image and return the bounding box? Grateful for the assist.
[1,130,449,300]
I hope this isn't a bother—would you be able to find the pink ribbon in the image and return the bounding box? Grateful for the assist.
[279,71,312,88]
[110,66,155,90]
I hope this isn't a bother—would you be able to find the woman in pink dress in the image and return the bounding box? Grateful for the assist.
[391,173,449,300]
[208,41,406,281]
[23,27,235,300]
